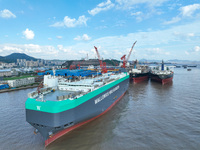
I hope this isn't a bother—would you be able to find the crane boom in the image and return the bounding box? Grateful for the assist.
[120,41,137,68]
[94,46,107,73]
[94,46,103,68]
[126,41,137,62]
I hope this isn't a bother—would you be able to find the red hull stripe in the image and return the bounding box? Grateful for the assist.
[162,77,173,84]
[132,76,149,83]
[45,92,126,147]
[151,76,173,84]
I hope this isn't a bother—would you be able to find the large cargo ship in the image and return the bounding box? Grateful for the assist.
[25,71,129,146]
[150,60,174,84]
[129,60,149,83]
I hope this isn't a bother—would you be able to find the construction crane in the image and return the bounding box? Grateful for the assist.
[94,46,107,73]
[77,54,88,69]
[121,41,137,68]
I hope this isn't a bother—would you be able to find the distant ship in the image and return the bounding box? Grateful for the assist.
[188,65,197,67]
[129,60,149,83]
[25,71,129,146]
[150,60,174,84]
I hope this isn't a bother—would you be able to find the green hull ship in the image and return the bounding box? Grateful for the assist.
[26,72,129,146]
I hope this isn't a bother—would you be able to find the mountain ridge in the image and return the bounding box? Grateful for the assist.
[0,53,38,63]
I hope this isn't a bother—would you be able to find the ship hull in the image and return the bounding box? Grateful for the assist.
[150,73,173,84]
[45,92,126,146]
[26,76,129,146]
[130,73,149,83]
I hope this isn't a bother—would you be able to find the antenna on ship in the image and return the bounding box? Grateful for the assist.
[53,67,56,77]
[161,60,164,71]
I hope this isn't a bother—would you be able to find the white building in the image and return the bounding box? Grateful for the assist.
[0,69,12,77]
[7,77,35,87]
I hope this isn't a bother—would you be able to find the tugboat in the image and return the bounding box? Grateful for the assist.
[150,60,174,84]
[129,60,149,83]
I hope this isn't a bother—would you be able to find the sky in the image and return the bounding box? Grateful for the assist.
[0,0,200,61]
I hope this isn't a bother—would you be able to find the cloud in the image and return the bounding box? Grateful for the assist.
[1,20,200,60]
[185,51,189,55]
[194,46,200,52]
[88,0,114,16]
[57,45,74,53]
[163,4,200,25]
[163,16,181,25]
[51,15,88,28]
[184,46,200,55]
[22,28,35,40]
[115,0,167,9]
[115,1,164,22]
[0,9,16,18]
[130,11,144,22]
[0,44,59,59]
[2,45,23,53]
[180,4,200,17]
[56,36,62,39]
[131,11,142,16]
[172,31,196,40]
[74,34,91,41]
[146,48,170,55]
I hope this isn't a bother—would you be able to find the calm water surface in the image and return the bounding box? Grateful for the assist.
[0,67,200,150]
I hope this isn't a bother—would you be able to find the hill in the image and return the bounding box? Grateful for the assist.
[0,53,38,63]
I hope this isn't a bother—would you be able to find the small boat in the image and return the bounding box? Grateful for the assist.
[187,68,191,71]
[150,60,174,85]
[182,65,187,69]
[175,65,181,68]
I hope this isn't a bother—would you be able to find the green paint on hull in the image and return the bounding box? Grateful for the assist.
[25,73,129,113]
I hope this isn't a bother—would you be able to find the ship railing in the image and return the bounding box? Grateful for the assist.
[28,88,53,98]
[28,91,38,98]
[56,90,85,101]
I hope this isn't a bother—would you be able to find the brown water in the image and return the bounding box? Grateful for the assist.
[0,67,200,150]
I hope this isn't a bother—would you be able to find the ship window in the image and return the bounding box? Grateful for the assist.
[64,124,68,127]
[55,126,61,130]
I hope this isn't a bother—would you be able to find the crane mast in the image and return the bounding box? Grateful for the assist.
[94,46,107,73]
[121,41,137,68]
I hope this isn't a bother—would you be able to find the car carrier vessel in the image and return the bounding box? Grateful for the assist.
[25,70,129,146]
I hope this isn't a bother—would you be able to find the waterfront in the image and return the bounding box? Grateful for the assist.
[0,67,200,150]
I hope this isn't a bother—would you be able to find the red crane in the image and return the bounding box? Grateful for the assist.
[121,41,137,68]
[77,55,88,69]
[94,46,107,73]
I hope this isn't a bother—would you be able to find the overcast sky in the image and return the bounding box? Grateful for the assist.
[0,0,200,61]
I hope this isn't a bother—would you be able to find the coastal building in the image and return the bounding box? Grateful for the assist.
[7,77,35,87]
[0,69,12,77]
[0,62,16,68]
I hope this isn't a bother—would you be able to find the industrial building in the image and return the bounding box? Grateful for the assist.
[38,69,101,77]
[7,77,35,87]
[0,69,12,77]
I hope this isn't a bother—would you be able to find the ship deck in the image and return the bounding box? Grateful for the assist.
[42,90,74,101]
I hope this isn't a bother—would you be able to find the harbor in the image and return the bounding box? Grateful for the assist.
[0,66,200,150]
[1,0,200,149]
